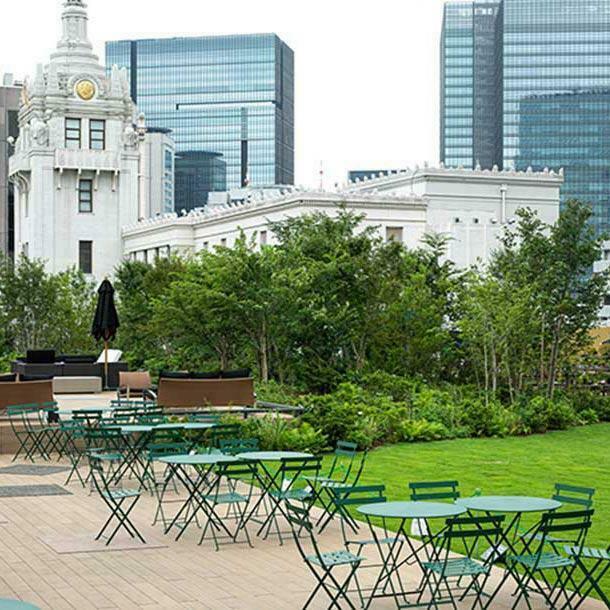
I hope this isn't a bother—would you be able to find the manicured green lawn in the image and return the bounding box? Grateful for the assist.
[333,424,610,597]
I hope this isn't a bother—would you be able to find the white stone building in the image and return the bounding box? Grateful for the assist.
[122,165,563,268]
[8,0,163,279]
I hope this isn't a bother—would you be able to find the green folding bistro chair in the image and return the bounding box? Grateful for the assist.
[59,419,89,486]
[84,427,125,490]
[563,544,610,609]
[199,458,258,551]
[148,441,189,529]
[519,483,595,552]
[419,514,506,609]
[312,445,369,534]
[259,456,322,545]
[7,403,60,463]
[286,501,363,610]
[331,483,409,608]
[409,480,460,539]
[88,453,146,546]
[487,509,594,610]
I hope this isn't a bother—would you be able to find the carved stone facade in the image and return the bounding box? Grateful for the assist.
[8,0,149,278]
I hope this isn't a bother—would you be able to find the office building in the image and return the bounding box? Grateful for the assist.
[143,128,176,217]
[0,76,21,257]
[440,0,610,235]
[440,1,503,170]
[106,34,295,210]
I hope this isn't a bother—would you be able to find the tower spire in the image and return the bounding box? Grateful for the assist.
[49,0,103,75]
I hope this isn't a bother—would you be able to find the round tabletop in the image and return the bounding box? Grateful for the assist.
[157,454,239,466]
[235,451,314,461]
[458,496,562,514]
[357,501,467,520]
[0,600,41,610]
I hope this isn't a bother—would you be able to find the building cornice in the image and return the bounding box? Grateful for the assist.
[122,191,428,236]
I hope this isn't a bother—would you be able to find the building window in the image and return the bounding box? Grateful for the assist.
[89,120,106,150]
[220,238,227,247]
[203,242,209,251]
[65,118,82,149]
[78,179,93,213]
[260,230,268,246]
[22,242,29,258]
[79,241,93,274]
[386,227,404,243]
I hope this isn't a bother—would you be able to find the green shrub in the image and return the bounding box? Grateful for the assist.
[459,398,520,438]
[399,419,450,442]
[566,390,610,423]
[517,395,580,434]
[241,415,328,453]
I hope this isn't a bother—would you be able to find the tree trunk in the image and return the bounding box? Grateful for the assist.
[547,317,563,399]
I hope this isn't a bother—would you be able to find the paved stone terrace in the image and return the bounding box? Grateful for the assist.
[0,395,600,609]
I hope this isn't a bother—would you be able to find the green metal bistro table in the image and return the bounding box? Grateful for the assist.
[458,496,562,600]
[236,451,314,540]
[0,601,41,610]
[357,501,467,609]
[157,453,239,540]
[104,422,216,489]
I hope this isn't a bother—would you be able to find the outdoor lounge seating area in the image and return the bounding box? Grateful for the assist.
[0,398,605,609]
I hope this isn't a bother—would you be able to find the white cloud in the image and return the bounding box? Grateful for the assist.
[1,0,445,187]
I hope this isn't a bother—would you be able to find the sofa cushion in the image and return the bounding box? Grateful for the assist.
[20,374,54,382]
[0,373,17,382]
[26,350,56,364]
[58,354,97,364]
[221,369,252,379]
[159,370,190,380]
[190,370,221,379]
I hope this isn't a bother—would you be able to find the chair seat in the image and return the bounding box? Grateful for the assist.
[307,550,363,568]
[565,546,610,561]
[510,552,574,570]
[89,451,123,462]
[270,489,312,501]
[204,492,248,505]
[103,488,141,501]
[347,536,400,547]
[424,557,489,577]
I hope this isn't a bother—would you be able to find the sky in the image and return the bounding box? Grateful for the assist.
[0,0,447,188]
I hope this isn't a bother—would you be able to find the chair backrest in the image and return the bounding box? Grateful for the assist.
[553,483,595,509]
[531,510,595,559]
[147,442,188,460]
[325,440,359,482]
[119,371,152,391]
[435,515,506,565]
[218,438,260,455]
[279,456,322,489]
[330,483,386,509]
[409,480,460,502]
[209,424,242,449]
[188,412,222,424]
[84,427,123,452]
[71,410,103,426]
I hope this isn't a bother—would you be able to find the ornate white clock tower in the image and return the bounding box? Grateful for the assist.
[9,0,147,278]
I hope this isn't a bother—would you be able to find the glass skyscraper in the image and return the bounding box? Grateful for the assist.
[106,34,294,210]
[441,1,503,169]
[441,0,610,235]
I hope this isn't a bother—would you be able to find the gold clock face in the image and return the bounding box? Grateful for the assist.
[75,80,96,101]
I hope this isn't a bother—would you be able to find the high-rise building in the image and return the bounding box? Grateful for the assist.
[440,0,610,235]
[105,34,295,211]
[440,1,503,170]
[0,76,21,258]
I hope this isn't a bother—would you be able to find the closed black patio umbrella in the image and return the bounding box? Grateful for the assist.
[92,279,120,389]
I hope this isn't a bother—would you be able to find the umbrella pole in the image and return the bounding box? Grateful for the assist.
[104,340,109,391]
